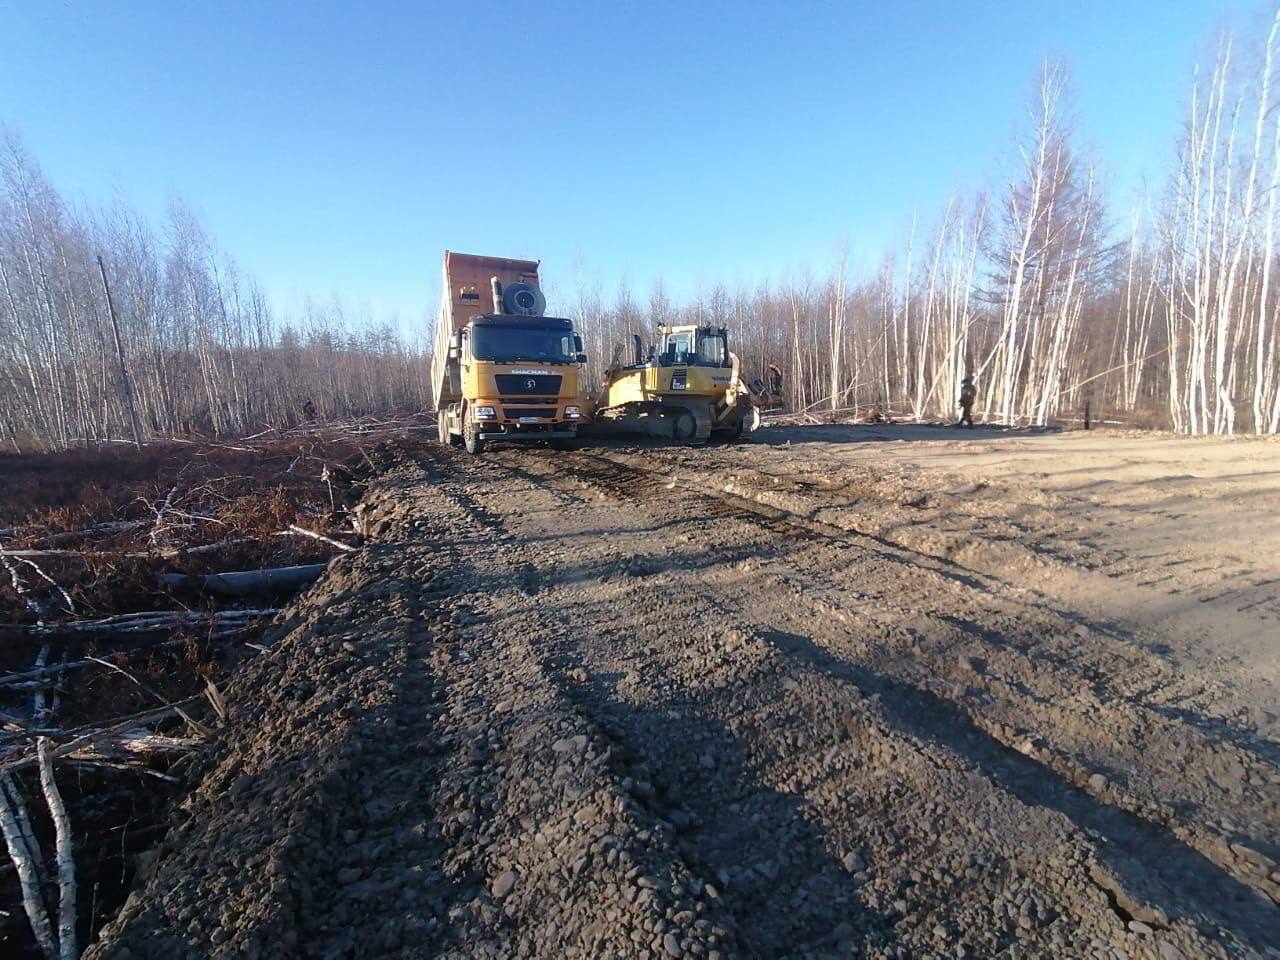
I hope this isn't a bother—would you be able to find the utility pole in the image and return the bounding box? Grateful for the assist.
[97,255,144,448]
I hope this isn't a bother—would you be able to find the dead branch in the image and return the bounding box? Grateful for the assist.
[37,738,77,960]
[0,698,206,773]
[0,548,107,559]
[41,520,150,546]
[0,623,254,654]
[279,524,357,552]
[43,608,278,631]
[1,551,48,621]
[205,679,227,721]
[31,645,50,727]
[12,556,75,615]
[63,760,179,782]
[0,773,56,960]
[0,537,261,560]
[0,636,265,689]
[174,537,258,556]
[149,481,180,549]
[0,711,61,737]
[5,704,207,777]
[0,524,45,538]
[58,730,200,764]
[82,656,209,736]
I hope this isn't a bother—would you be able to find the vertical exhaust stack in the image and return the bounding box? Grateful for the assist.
[491,277,506,314]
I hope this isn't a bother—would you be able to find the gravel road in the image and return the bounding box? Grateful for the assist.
[85,427,1279,959]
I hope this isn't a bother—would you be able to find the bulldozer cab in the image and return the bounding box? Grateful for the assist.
[655,325,729,368]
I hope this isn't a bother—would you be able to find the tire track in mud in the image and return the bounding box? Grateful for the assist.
[537,446,1280,908]
[492,444,1277,956]
[662,443,1280,740]
[375,452,758,958]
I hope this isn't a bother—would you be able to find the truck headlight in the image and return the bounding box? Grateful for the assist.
[475,406,496,419]
[565,405,581,419]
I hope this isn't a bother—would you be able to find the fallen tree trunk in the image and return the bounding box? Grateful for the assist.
[0,699,206,773]
[0,609,280,651]
[42,520,150,547]
[159,563,326,596]
[0,631,261,688]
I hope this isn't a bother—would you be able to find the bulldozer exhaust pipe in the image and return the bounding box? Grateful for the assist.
[491,277,505,314]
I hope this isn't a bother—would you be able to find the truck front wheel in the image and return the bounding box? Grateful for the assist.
[463,416,486,455]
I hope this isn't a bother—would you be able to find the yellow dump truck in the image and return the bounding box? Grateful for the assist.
[432,252,586,453]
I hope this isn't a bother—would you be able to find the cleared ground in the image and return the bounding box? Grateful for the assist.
[85,426,1279,959]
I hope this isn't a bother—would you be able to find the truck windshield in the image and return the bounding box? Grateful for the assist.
[471,326,573,363]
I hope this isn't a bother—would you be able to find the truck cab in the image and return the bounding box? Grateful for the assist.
[433,253,586,454]
[445,314,584,452]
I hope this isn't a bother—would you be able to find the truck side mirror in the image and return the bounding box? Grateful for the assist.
[576,352,588,364]
[573,335,584,352]
[448,331,462,360]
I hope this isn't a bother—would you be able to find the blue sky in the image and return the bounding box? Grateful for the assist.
[0,0,1256,333]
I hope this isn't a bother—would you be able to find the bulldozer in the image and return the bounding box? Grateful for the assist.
[581,323,779,444]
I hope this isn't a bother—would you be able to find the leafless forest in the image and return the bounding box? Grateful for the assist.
[569,19,1280,434]
[4,16,1280,450]
[0,137,429,453]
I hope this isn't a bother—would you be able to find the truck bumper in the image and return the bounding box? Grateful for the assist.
[477,427,577,441]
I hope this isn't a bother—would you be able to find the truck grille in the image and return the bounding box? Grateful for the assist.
[503,407,557,419]
[496,374,562,395]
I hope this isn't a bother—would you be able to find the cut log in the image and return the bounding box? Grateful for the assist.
[160,563,326,597]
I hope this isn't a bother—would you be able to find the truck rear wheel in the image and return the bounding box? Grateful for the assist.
[463,416,486,455]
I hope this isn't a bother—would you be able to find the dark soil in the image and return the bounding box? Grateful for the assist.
[77,435,1277,959]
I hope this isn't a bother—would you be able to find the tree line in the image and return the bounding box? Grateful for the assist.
[562,14,1280,435]
[4,11,1279,450]
[0,133,429,452]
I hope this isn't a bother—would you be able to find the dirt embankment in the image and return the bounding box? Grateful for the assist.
[84,428,1278,959]
[0,433,389,958]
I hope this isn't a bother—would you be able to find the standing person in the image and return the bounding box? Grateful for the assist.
[958,376,977,428]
